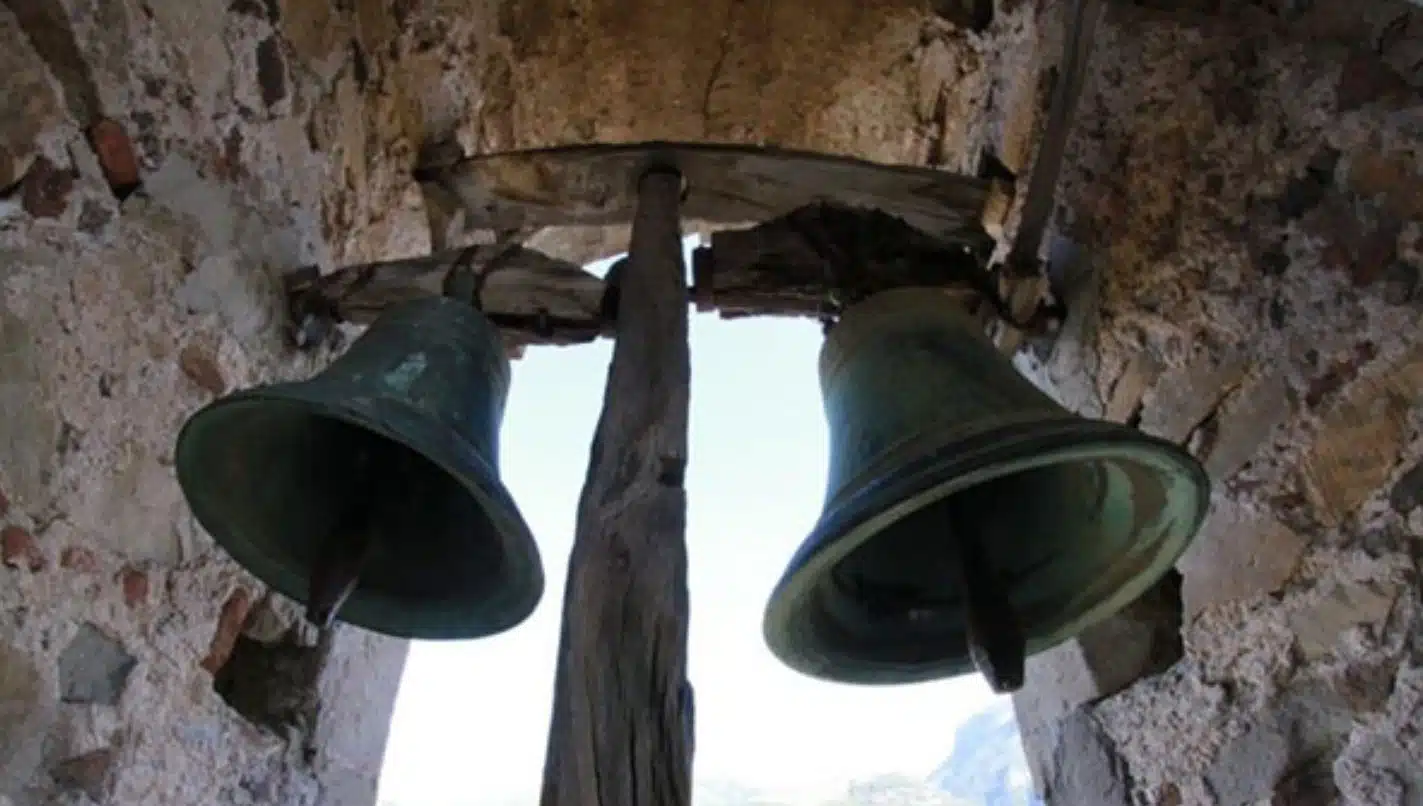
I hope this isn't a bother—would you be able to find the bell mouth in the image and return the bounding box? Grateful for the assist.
[175,386,544,641]
[762,418,1211,686]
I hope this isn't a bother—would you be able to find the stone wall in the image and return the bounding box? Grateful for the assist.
[1011,3,1423,804]
[0,0,1419,805]
[0,0,426,802]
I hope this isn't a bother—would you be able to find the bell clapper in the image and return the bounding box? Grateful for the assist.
[948,518,1027,695]
[305,442,385,629]
[306,512,377,629]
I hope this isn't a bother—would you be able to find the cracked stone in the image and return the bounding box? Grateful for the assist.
[58,624,137,706]
[1177,502,1307,620]
[1201,369,1290,481]
[1300,344,1423,526]
[1138,352,1248,443]
[1104,352,1160,423]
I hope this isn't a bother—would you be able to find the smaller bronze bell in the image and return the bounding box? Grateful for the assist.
[763,287,1211,691]
[174,296,543,640]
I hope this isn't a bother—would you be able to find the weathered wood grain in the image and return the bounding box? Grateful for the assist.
[692,202,996,319]
[284,203,1002,343]
[282,244,609,349]
[539,169,694,806]
[417,141,992,245]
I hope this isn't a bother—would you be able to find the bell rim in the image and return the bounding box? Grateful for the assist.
[174,383,545,641]
[762,418,1211,686]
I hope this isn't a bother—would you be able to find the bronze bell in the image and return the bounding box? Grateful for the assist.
[762,287,1210,692]
[174,296,543,640]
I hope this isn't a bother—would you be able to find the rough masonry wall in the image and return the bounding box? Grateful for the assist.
[0,0,426,802]
[1,0,1419,805]
[1013,3,1423,805]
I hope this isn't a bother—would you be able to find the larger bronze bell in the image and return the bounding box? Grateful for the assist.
[174,296,543,640]
[763,287,1210,688]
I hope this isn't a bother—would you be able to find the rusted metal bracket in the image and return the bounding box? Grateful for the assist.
[990,0,1104,355]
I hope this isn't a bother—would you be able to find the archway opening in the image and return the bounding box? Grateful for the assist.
[375,238,1032,806]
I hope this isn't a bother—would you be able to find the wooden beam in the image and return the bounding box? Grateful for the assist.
[416,141,993,246]
[538,169,694,806]
[692,203,996,319]
[281,203,1011,348]
[281,244,608,352]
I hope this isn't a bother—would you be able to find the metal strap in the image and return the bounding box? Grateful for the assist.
[1003,0,1104,278]
[440,227,532,311]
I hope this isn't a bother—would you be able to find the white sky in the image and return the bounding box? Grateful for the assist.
[376,245,1001,805]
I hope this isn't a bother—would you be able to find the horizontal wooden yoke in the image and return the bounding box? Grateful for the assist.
[279,142,1063,357]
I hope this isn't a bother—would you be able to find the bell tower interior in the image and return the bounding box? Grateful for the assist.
[1,0,1420,804]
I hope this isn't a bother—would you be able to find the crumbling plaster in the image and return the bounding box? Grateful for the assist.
[0,0,1419,805]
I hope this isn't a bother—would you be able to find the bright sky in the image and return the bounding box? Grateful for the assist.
[376,242,1000,806]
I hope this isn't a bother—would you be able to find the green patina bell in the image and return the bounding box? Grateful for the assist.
[175,296,543,640]
[763,287,1211,689]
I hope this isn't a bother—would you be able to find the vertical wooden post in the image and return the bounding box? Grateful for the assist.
[539,168,695,806]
